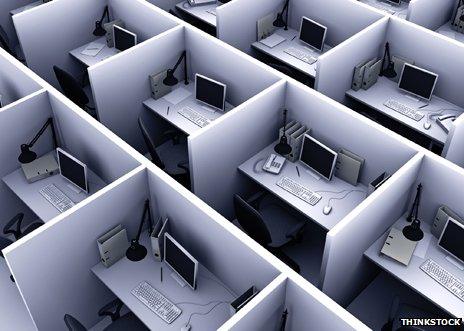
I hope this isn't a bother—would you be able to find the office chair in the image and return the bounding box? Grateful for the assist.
[138,116,191,190]
[233,193,306,273]
[267,62,312,86]
[64,298,149,331]
[0,25,25,62]
[53,66,96,118]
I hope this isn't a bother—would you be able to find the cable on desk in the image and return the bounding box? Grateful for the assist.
[186,301,229,326]
[199,274,236,298]
[327,189,367,207]
[253,158,266,174]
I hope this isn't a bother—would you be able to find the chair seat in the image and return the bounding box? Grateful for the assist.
[156,139,188,175]
[0,236,14,257]
[104,312,149,331]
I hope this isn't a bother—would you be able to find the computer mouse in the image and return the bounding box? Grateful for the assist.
[423,122,431,130]
[181,325,191,331]
[323,205,332,215]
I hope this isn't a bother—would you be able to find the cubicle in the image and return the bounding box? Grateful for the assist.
[4,165,281,330]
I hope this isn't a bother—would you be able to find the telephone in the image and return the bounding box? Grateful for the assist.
[263,153,286,174]
[436,114,456,133]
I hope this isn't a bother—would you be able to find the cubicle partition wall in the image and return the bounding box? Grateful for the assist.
[144,0,184,12]
[444,115,464,168]
[407,0,455,31]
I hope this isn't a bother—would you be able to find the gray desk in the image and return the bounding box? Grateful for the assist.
[175,1,219,27]
[143,83,233,136]
[69,37,118,68]
[92,235,236,331]
[2,152,106,222]
[364,216,463,317]
[251,28,331,78]
[437,21,464,44]
[346,76,464,146]
[238,143,367,231]
[359,0,408,19]
[10,1,42,16]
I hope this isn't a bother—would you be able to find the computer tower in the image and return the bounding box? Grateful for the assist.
[149,70,172,100]
[104,19,125,48]
[432,206,464,238]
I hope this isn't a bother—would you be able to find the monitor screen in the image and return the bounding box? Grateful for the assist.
[300,134,337,180]
[57,148,88,193]
[299,17,327,52]
[438,218,464,263]
[386,0,401,4]
[398,64,438,101]
[113,25,137,52]
[195,74,226,111]
[164,233,198,290]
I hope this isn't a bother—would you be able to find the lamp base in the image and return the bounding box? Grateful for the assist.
[126,241,147,262]
[274,136,292,156]
[402,224,424,242]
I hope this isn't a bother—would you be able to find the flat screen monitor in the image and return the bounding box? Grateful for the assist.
[398,63,438,101]
[299,16,327,52]
[195,74,227,111]
[438,218,464,263]
[113,25,137,52]
[57,148,88,193]
[164,233,198,290]
[299,134,338,181]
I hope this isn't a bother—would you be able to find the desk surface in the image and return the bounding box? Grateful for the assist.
[251,28,331,78]
[364,216,463,317]
[437,20,464,44]
[238,143,367,231]
[176,1,219,27]
[2,152,106,222]
[92,234,236,331]
[359,0,408,19]
[10,1,42,16]
[69,37,119,68]
[346,76,464,145]
[143,82,233,136]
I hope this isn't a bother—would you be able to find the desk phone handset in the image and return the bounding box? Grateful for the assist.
[263,153,286,174]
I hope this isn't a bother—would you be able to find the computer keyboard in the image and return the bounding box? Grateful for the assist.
[383,99,424,121]
[284,47,317,64]
[276,176,322,206]
[39,184,75,213]
[178,106,211,128]
[420,259,464,302]
[131,281,182,324]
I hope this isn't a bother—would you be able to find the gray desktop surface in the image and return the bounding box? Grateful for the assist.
[364,216,463,317]
[143,82,233,136]
[359,0,408,18]
[92,234,236,331]
[346,76,464,145]
[437,20,464,44]
[251,27,331,78]
[175,1,218,27]
[238,143,368,231]
[2,152,106,222]
[69,37,119,68]
[10,1,43,16]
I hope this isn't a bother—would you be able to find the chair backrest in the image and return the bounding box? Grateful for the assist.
[0,25,13,56]
[233,194,272,246]
[21,220,45,238]
[138,116,164,169]
[53,66,89,108]
[64,314,87,331]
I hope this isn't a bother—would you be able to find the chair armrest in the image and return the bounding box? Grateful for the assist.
[285,221,306,240]
[3,213,24,240]
[246,191,268,210]
[98,298,124,322]
[161,129,182,145]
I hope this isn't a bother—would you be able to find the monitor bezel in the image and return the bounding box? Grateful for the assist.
[164,232,198,290]
[56,147,88,193]
[113,25,137,52]
[385,0,401,6]
[299,133,338,181]
[195,74,227,112]
[398,63,438,101]
[438,217,464,264]
[298,16,327,52]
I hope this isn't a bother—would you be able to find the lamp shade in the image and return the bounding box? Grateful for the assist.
[18,144,37,164]
[93,23,106,37]
[382,63,397,78]
[274,136,292,155]
[273,13,286,28]
[126,239,147,262]
[402,219,424,241]
[163,69,179,86]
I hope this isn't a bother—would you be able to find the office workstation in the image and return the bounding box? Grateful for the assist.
[358,0,409,19]
[434,0,464,44]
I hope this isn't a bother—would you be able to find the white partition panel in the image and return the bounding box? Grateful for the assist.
[144,0,182,11]
[444,115,464,168]
[189,81,286,218]
[4,167,148,331]
[321,154,423,306]
[408,0,455,30]
[0,0,35,49]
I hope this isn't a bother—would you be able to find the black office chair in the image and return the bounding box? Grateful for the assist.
[64,298,149,331]
[267,62,313,86]
[0,25,25,62]
[53,66,96,117]
[233,193,306,273]
[138,115,191,190]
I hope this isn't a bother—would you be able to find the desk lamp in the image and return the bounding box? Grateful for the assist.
[274,109,292,155]
[126,199,153,262]
[273,0,290,30]
[163,51,189,86]
[380,42,396,78]
[93,6,110,37]
[403,183,424,241]
[18,118,58,164]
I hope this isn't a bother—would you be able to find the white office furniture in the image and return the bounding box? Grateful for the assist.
[142,83,233,136]
[364,216,463,317]
[175,1,219,28]
[346,76,464,146]
[69,37,119,68]
[10,1,43,16]
[251,28,331,79]
[92,235,236,330]
[238,143,367,231]
[2,153,106,221]
[358,0,408,19]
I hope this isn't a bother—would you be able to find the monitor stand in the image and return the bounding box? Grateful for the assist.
[400,93,428,108]
[445,255,464,270]
[67,183,82,194]
[201,105,217,114]
[170,272,187,287]
[304,168,321,181]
